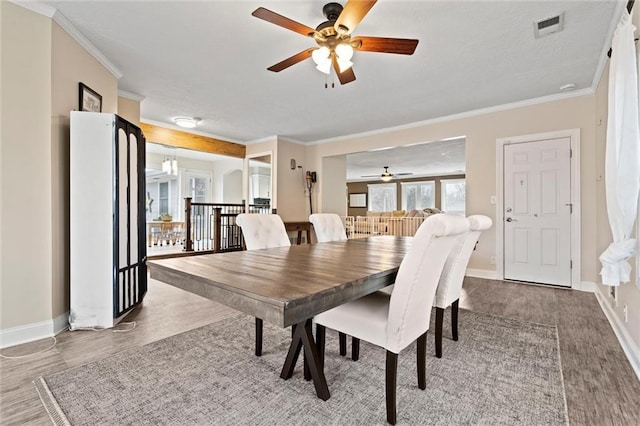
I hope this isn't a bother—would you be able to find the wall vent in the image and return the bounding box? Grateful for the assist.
[534,13,564,38]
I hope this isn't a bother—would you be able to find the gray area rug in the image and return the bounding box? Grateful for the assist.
[36,310,567,425]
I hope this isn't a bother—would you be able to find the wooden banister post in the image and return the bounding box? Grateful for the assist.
[213,207,222,253]
[184,197,193,251]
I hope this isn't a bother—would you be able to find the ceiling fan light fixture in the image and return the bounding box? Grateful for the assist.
[380,174,393,182]
[335,43,354,61]
[316,61,332,74]
[337,59,353,73]
[174,117,200,129]
[312,46,330,65]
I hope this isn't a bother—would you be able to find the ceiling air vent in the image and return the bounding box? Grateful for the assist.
[534,13,564,38]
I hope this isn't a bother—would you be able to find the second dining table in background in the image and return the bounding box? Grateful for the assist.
[148,235,412,400]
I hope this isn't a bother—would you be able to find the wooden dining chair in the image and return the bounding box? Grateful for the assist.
[236,213,291,356]
[314,214,470,424]
[433,214,492,358]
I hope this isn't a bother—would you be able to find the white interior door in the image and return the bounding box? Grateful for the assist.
[503,137,572,286]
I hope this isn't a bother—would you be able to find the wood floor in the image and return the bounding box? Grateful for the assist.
[1,277,639,425]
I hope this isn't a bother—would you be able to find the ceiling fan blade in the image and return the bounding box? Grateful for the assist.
[361,174,381,178]
[352,36,419,55]
[394,172,413,176]
[267,48,315,72]
[252,7,316,37]
[334,0,377,35]
[332,56,356,85]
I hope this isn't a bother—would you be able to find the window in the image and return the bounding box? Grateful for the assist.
[159,182,169,214]
[401,181,435,211]
[441,179,466,215]
[368,183,397,212]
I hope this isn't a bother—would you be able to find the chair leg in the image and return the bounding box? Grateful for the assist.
[435,307,444,358]
[352,337,360,361]
[316,324,326,370]
[255,318,263,356]
[417,332,427,390]
[386,351,398,425]
[339,332,347,356]
[452,299,459,341]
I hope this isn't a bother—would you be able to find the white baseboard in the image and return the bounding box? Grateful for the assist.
[594,286,640,381]
[573,281,596,292]
[466,268,498,280]
[0,312,69,349]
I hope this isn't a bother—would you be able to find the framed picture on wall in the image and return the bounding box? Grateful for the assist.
[78,82,102,112]
[349,193,367,208]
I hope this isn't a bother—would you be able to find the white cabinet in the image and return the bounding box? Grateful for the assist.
[70,112,147,329]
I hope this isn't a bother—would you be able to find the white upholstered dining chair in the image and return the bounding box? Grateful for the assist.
[433,214,492,358]
[314,214,470,424]
[308,213,353,358]
[236,213,291,356]
[309,213,347,243]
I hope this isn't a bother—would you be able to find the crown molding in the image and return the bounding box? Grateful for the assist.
[118,90,145,102]
[52,10,122,79]
[276,136,306,146]
[591,0,630,89]
[245,135,278,145]
[309,88,595,146]
[11,1,123,79]
[10,0,55,17]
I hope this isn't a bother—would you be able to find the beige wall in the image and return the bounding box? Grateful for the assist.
[117,96,141,125]
[321,155,347,217]
[51,22,118,319]
[307,95,597,276]
[1,3,119,334]
[276,140,307,221]
[1,3,53,329]
[594,6,640,351]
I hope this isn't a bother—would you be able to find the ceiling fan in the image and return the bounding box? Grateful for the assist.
[362,166,413,181]
[251,1,419,85]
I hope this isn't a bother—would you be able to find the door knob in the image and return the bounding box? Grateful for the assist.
[505,217,517,222]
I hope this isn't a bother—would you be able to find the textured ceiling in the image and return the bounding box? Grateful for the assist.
[40,0,623,144]
[346,138,466,181]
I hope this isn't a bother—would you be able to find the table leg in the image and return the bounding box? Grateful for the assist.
[305,229,311,244]
[280,319,330,401]
[296,230,302,245]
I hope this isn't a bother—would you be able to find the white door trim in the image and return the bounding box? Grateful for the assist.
[496,129,581,289]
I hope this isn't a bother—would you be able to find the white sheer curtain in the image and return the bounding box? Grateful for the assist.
[599,11,640,287]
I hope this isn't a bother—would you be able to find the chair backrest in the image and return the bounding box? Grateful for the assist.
[236,214,291,250]
[434,215,492,309]
[385,214,470,353]
[309,213,347,243]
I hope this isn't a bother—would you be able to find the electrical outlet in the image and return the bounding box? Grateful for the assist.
[490,256,496,265]
[490,196,496,205]
[623,305,628,323]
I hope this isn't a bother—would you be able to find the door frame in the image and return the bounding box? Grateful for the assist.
[495,129,581,288]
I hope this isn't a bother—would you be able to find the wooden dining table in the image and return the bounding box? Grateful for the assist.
[148,236,412,401]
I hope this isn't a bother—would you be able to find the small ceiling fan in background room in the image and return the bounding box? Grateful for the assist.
[251,1,419,85]
[362,166,413,181]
